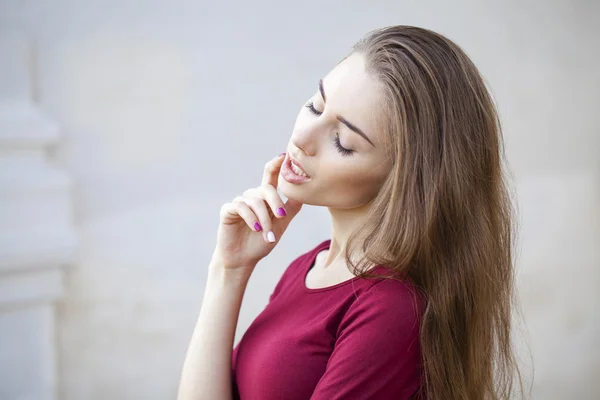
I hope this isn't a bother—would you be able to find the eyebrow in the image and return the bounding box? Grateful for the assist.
[319,79,375,147]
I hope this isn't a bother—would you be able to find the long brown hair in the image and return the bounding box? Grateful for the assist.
[344,26,526,399]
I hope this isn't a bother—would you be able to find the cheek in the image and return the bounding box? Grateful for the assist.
[319,160,387,205]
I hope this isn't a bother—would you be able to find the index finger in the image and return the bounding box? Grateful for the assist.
[262,152,286,187]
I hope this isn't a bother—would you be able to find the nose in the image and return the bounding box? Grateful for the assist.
[291,120,323,157]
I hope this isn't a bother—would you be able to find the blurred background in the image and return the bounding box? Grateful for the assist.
[0,0,598,399]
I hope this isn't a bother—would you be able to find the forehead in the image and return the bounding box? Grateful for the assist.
[321,53,386,144]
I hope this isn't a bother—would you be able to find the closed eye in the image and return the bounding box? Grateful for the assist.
[305,101,354,156]
[305,101,322,116]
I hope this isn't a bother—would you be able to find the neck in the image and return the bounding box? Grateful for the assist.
[323,204,369,269]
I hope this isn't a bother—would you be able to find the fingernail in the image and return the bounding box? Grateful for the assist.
[267,231,276,242]
[254,222,262,231]
[277,207,287,216]
[278,152,286,157]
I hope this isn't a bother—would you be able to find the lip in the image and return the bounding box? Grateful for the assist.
[288,155,310,178]
[281,154,312,184]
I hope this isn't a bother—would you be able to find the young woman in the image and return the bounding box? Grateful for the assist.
[178,25,524,400]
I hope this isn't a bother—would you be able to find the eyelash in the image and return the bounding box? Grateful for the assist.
[305,101,354,156]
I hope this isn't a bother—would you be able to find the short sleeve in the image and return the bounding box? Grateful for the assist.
[310,279,424,400]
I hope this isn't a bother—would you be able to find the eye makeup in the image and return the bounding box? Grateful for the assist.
[305,101,355,156]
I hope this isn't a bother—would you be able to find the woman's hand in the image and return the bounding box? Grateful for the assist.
[211,153,303,276]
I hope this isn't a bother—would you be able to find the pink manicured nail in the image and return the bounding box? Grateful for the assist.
[279,152,286,157]
[254,222,262,231]
[277,207,286,216]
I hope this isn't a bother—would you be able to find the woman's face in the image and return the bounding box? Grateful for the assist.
[278,52,393,209]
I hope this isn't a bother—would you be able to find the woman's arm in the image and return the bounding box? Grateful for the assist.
[177,153,302,399]
[177,260,253,400]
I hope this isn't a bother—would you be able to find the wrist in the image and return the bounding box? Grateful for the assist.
[208,258,255,286]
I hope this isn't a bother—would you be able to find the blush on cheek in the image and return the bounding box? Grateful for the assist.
[319,178,368,209]
[353,173,386,202]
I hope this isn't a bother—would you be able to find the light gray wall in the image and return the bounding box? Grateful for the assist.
[1,0,598,399]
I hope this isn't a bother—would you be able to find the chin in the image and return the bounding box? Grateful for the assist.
[278,181,317,206]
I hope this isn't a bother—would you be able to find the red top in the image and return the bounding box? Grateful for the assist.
[231,239,425,400]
